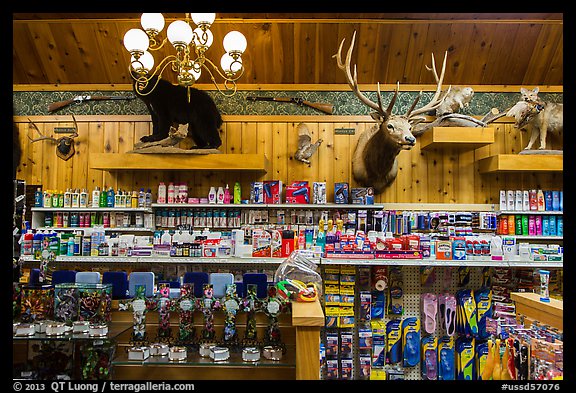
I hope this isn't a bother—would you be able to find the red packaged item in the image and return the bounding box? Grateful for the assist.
[285,181,310,204]
[263,180,282,204]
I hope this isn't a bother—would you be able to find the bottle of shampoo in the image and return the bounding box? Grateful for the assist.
[233,182,241,204]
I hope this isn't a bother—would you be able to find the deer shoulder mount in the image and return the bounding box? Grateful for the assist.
[28,115,79,161]
[334,31,449,194]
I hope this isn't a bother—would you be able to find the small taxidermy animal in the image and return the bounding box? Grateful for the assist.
[294,123,323,165]
[434,86,474,116]
[506,87,563,150]
[134,75,223,149]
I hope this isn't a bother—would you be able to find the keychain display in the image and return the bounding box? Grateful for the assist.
[198,284,221,342]
[176,283,196,345]
[220,283,241,348]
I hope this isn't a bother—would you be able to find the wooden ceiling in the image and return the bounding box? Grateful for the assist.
[13,13,564,87]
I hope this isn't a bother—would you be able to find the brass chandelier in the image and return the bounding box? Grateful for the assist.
[123,13,246,97]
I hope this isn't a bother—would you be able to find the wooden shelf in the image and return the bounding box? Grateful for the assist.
[478,154,563,173]
[511,292,563,330]
[420,127,495,151]
[90,153,270,173]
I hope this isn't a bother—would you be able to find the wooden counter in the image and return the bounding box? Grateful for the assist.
[291,299,325,380]
[511,292,563,330]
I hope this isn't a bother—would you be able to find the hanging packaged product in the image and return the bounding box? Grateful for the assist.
[386,319,402,365]
[456,336,476,380]
[474,287,493,339]
[438,335,456,380]
[371,319,386,368]
[421,335,438,380]
[402,317,421,367]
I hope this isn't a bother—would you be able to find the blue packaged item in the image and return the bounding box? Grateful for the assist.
[438,336,455,380]
[474,288,492,340]
[559,191,563,211]
[542,216,550,236]
[51,270,77,285]
[102,271,129,299]
[548,215,557,236]
[552,191,560,211]
[129,271,155,298]
[75,271,101,285]
[544,190,553,211]
[401,317,421,367]
[209,272,234,298]
[456,337,476,380]
[386,319,402,364]
[557,216,563,237]
[183,272,209,298]
[334,182,349,204]
[242,273,268,299]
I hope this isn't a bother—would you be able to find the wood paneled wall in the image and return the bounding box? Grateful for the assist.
[14,115,563,204]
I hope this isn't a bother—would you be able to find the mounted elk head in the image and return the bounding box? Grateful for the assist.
[28,115,79,161]
[334,31,449,194]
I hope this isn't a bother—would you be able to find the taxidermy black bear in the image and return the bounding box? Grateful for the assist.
[134,75,223,149]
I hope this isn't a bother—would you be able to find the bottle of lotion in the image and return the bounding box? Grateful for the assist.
[217,186,225,204]
[208,186,217,204]
[224,184,231,204]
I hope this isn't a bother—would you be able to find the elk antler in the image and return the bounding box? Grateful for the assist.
[27,118,57,143]
[334,31,395,118]
[407,51,450,123]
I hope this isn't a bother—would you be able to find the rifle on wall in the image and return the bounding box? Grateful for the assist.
[246,96,334,115]
[48,94,136,113]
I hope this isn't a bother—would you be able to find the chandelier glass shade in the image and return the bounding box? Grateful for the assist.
[123,13,246,97]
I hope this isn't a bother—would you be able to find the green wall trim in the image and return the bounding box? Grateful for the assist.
[13,90,563,117]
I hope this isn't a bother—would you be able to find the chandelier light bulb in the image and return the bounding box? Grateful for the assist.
[191,13,216,27]
[193,28,214,49]
[123,28,150,53]
[131,51,155,73]
[140,13,165,33]
[220,53,242,74]
[223,31,247,54]
[167,20,194,47]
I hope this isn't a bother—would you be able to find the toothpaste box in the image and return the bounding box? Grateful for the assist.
[335,182,349,204]
[263,180,282,204]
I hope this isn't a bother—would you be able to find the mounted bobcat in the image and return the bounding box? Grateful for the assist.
[334,31,448,194]
[506,87,563,151]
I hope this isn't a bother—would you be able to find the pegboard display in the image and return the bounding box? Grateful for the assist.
[319,264,542,381]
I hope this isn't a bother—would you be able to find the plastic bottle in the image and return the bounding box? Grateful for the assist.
[138,188,145,207]
[161,230,172,245]
[131,190,138,208]
[208,186,217,204]
[217,186,225,204]
[79,188,88,208]
[145,189,152,208]
[537,189,545,211]
[52,191,59,208]
[22,230,34,256]
[71,189,80,208]
[33,231,43,259]
[316,218,326,252]
[92,187,100,208]
[233,182,241,204]
[34,187,43,207]
[67,235,75,256]
[158,182,167,204]
[223,184,231,204]
[99,186,107,208]
[43,190,52,208]
[107,187,115,207]
[63,189,72,208]
[167,182,175,204]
